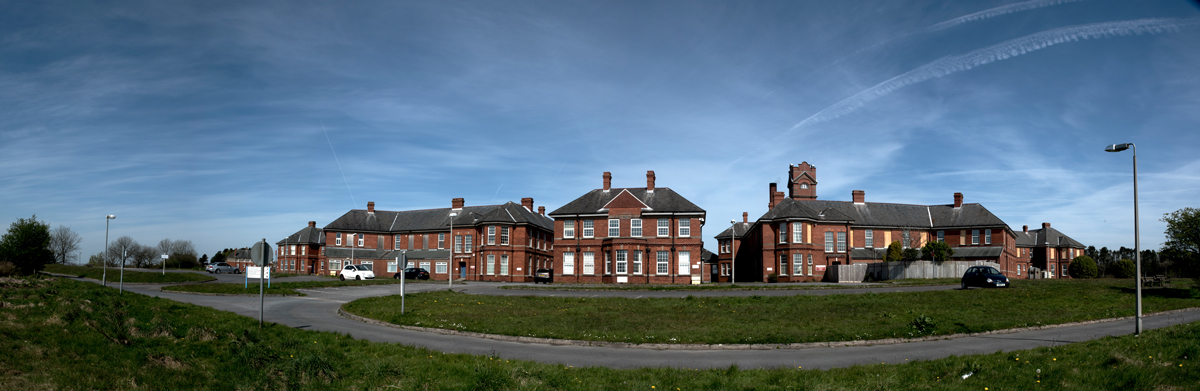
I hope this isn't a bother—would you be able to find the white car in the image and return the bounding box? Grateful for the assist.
[339,264,375,281]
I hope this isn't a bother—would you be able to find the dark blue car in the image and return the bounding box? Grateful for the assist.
[961,266,1009,289]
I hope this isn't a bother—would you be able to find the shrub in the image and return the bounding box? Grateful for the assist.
[1113,259,1137,279]
[767,273,778,283]
[1069,255,1098,279]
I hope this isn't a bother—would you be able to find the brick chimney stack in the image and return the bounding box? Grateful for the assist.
[769,183,778,209]
[646,170,656,191]
[1042,222,1051,229]
[1023,225,1028,233]
[367,201,375,213]
[852,190,865,204]
[743,212,748,223]
[538,206,545,216]
[953,192,963,208]
[521,197,534,211]
[309,221,316,228]
[603,172,612,190]
[452,198,465,209]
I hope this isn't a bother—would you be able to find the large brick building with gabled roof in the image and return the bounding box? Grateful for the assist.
[549,171,707,284]
[1015,222,1086,278]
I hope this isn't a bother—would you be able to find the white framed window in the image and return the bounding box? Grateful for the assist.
[454,235,462,253]
[487,255,495,275]
[301,246,306,255]
[631,219,642,237]
[330,259,341,270]
[779,254,787,276]
[488,226,496,245]
[562,252,575,275]
[721,264,730,276]
[825,232,834,253]
[500,255,509,275]
[335,233,342,246]
[793,222,803,243]
[583,220,594,238]
[563,221,575,238]
[902,231,910,248]
[972,229,980,245]
[808,254,814,275]
[632,251,642,274]
[605,253,611,274]
[501,226,510,245]
[609,219,620,238]
[289,245,296,255]
[583,252,595,275]
[357,234,364,247]
[615,250,627,274]
[388,261,397,273]
[837,232,846,252]
[464,235,472,253]
[435,262,447,274]
[779,223,787,243]
[793,253,803,275]
[938,231,945,242]
[438,233,445,249]
[865,230,873,248]
[678,251,690,275]
[658,219,669,237]
[984,229,992,245]
[395,236,402,250]
[656,251,669,274]
[679,218,691,237]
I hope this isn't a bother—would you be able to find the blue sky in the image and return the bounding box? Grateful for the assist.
[3,0,1198,261]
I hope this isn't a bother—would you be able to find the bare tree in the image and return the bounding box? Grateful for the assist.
[49,225,83,264]
[133,244,158,268]
[108,236,138,267]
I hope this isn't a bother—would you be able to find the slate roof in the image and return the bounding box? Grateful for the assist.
[325,202,553,233]
[757,199,1008,230]
[701,248,718,263]
[276,226,325,246]
[713,221,755,239]
[1015,227,1086,248]
[324,247,449,260]
[549,188,704,216]
[848,246,1004,260]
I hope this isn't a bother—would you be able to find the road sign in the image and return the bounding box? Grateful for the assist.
[251,241,273,266]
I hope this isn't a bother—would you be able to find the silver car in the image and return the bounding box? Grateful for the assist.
[206,262,240,274]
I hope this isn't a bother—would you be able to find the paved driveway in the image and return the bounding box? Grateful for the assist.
[113,277,1200,370]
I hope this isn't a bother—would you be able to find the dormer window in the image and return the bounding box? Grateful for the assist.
[800,183,809,189]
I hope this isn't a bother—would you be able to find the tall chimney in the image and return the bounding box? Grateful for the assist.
[521,197,534,211]
[1042,222,1051,229]
[452,198,465,209]
[646,170,656,191]
[538,206,545,216]
[953,192,963,208]
[852,190,865,204]
[603,172,612,190]
[367,201,375,213]
[1023,225,1028,233]
[309,221,316,228]
[743,212,748,223]
[769,183,778,209]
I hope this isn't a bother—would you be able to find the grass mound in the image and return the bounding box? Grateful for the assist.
[44,264,215,283]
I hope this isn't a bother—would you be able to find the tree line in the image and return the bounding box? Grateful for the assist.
[1069,207,1199,279]
[0,214,210,276]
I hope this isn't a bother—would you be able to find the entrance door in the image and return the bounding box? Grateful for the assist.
[459,261,466,279]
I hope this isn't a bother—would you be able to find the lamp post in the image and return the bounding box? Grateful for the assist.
[104,215,115,286]
[448,210,458,290]
[1105,142,1141,335]
[730,219,737,285]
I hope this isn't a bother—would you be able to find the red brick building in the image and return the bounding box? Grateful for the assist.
[276,221,324,274]
[716,162,1029,282]
[549,171,707,284]
[1015,222,1086,278]
[316,198,554,281]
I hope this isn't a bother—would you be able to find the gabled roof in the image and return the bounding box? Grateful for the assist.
[277,226,325,246]
[713,221,755,239]
[326,202,553,233]
[1015,227,1086,248]
[325,247,449,260]
[849,246,1004,260]
[701,248,718,263]
[757,198,1008,230]
[550,187,704,216]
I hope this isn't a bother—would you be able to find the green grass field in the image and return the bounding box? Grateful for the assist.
[1,275,1197,390]
[43,264,216,284]
[345,279,1200,345]
[499,278,964,291]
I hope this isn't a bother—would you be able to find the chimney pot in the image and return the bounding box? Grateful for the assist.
[521,197,534,211]
[538,206,545,216]
[769,183,779,209]
[603,172,612,190]
[309,221,316,228]
[953,192,964,208]
[852,190,865,204]
[743,212,748,223]
[367,201,375,212]
[1042,222,1051,229]
[1023,225,1028,232]
[452,198,465,209]
[646,170,656,191]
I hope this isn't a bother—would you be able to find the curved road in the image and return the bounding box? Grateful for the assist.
[109,274,1200,370]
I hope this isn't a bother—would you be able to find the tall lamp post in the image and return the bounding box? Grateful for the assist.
[1106,142,1141,335]
[103,215,115,286]
[730,219,737,285]
[448,210,458,290]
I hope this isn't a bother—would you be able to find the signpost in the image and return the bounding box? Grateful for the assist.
[251,239,273,328]
[161,254,168,275]
[398,251,407,314]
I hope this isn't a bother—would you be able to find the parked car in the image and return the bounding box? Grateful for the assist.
[533,268,553,284]
[393,267,430,280]
[206,262,240,274]
[339,264,376,281]
[961,266,1009,289]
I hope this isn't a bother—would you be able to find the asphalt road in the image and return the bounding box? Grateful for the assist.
[107,274,1200,370]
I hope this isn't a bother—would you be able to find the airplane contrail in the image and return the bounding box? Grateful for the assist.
[925,0,1092,33]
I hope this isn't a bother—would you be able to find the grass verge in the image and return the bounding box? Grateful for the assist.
[499,278,963,291]
[1,276,1197,390]
[44,264,215,284]
[345,279,1200,345]
[161,278,431,295]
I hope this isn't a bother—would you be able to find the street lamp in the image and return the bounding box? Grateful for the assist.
[1106,142,1141,335]
[448,210,458,290]
[104,215,115,286]
[730,219,737,285]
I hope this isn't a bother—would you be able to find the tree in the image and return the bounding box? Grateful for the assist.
[902,248,921,263]
[199,254,209,265]
[0,215,55,275]
[211,252,227,264]
[1113,259,1136,279]
[132,244,157,268]
[86,252,105,267]
[921,240,955,262]
[108,236,138,268]
[885,241,903,262]
[1068,255,1098,279]
[49,225,82,264]
[1162,207,1200,278]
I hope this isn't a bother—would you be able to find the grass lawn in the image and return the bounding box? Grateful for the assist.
[2,276,1198,390]
[161,277,434,295]
[499,278,964,291]
[345,279,1200,345]
[43,264,215,284]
